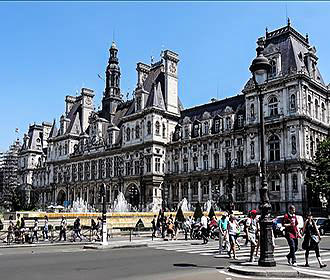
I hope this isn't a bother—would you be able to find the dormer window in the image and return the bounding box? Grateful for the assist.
[225,117,231,130]
[126,127,130,141]
[250,103,255,120]
[184,126,189,138]
[315,99,319,119]
[193,124,199,137]
[269,59,276,78]
[147,121,151,135]
[136,96,141,111]
[204,122,209,135]
[135,123,140,139]
[214,120,220,133]
[238,115,244,127]
[268,96,279,116]
[162,124,166,138]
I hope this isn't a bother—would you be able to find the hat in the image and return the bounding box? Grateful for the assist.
[250,210,257,215]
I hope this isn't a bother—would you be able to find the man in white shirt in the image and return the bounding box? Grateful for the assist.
[201,214,209,244]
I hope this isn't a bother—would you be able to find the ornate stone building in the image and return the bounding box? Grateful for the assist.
[18,22,329,214]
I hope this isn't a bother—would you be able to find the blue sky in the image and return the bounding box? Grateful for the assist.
[1,2,329,151]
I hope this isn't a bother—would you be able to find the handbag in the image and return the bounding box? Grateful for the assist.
[311,235,320,244]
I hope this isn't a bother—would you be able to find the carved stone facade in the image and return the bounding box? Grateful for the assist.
[18,22,329,214]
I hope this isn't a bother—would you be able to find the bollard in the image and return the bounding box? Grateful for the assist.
[129,229,132,242]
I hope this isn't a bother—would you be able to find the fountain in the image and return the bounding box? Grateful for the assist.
[113,192,131,212]
[71,198,89,213]
[204,200,212,212]
[178,198,190,212]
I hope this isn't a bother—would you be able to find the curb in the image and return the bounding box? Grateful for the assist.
[0,242,91,249]
[228,264,311,278]
[83,243,148,250]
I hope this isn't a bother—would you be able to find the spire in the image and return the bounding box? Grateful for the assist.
[104,41,121,99]
[287,17,291,27]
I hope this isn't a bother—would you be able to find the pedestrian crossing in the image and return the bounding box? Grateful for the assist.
[148,240,330,266]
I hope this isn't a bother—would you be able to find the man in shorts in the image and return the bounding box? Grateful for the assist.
[246,209,259,262]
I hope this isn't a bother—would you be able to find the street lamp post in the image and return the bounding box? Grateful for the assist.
[100,183,108,245]
[249,38,276,267]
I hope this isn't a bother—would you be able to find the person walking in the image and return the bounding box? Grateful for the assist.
[200,213,209,244]
[20,217,26,244]
[283,205,299,266]
[59,216,67,241]
[245,209,259,262]
[302,212,327,268]
[73,217,82,242]
[227,214,239,259]
[7,215,14,245]
[151,215,157,238]
[32,218,39,243]
[43,216,49,241]
[218,213,229,254]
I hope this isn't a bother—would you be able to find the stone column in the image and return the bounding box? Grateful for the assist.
[86,186,89,205]
[198,180,202,202]
[178,181,182,201]
[208,178,212,200]
[188,180,192,203]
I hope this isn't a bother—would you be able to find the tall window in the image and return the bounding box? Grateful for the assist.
[203,155,208,170]
[183,159,188,172]
[174,161,179,173]
[162,124,166,138]
[155,157,161,172]
[250,141,255,159]
[146,157,151,172]
[315,99,319,119]
[204,122,209,135]
[214,153,219,169]
[270,175,280,192]
[214,119,220,133]
[250,177,256,192]
[136,96,141,111]
[238,115,244,127]
[147,121,151,135]
[193,156,198,171]
[193,124,199,137]
[291,135,297,155]
[290,94,296,111]
[269,96,279,116]
[135,123,140,139]
[250,104,255,119]
[155,121,160,135]
[292,174,298,192]
[225,152,231,168]
[225,117,231,130]
[321,103,326,122]
[269,59,276,78]
[269,135,280,161]
[125,162,131,176]
[184,126,189,138]
[308,95,312,116]
[126,127,130,141]
[237,150,243,167]
[134,161,140,175]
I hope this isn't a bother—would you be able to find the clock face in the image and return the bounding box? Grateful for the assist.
[169,62,176,74]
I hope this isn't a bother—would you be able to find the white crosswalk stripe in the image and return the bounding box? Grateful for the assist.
[148,240,330,265]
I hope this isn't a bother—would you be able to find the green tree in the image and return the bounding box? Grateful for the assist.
[175,206,185,223]
[306,138,330,206]
[193,202,203,221]
[208,205,216,219]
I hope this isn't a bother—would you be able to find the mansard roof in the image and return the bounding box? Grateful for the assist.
[180,94,245,123]
[145,82,166,110]
[113,100,134,126]
[244,23,325,90]
[49,119,58,138]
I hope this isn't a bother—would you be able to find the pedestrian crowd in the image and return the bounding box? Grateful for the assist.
[4,214,103,245]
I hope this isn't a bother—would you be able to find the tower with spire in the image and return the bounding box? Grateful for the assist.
[102,42,122,121]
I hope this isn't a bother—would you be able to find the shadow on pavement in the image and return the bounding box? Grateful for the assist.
[173,263,224,270]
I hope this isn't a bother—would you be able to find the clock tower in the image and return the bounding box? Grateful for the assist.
[102,42,122,122]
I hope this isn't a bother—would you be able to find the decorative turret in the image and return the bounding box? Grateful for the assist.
[102,42,122,121]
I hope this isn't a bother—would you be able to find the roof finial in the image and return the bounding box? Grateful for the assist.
[265,27,268,37]
[151,56,154,64]
[287,17,291,27]
[306,33,309,44]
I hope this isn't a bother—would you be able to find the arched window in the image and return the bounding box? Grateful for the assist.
[269,135,280,161]
[193,156,198,171]
[147,121,151,135]
[203,155,208,170]
[321,103,326,122]
[290,94,296,111]
[269,59,276,78]
[162,123,166,138]
[308,95,312,116]
[315,99,319,119]
[268,96,279,116]
[155,121,160,135]
[214,119,220,133]
[291,135,296,155]
[204,122,209,135]
[250,103,255,119]
[135,123,140,139]
[193,124,199,137]
[184,126,189,138]
[250,141,255,159]
[126,127,130,141]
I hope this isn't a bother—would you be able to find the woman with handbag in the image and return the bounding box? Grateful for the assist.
[302,212,327,268]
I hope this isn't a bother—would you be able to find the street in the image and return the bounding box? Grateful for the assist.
[1,236,330,280]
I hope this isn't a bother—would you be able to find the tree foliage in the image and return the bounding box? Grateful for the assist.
[193,202,203,221]
[306,138,330,205]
